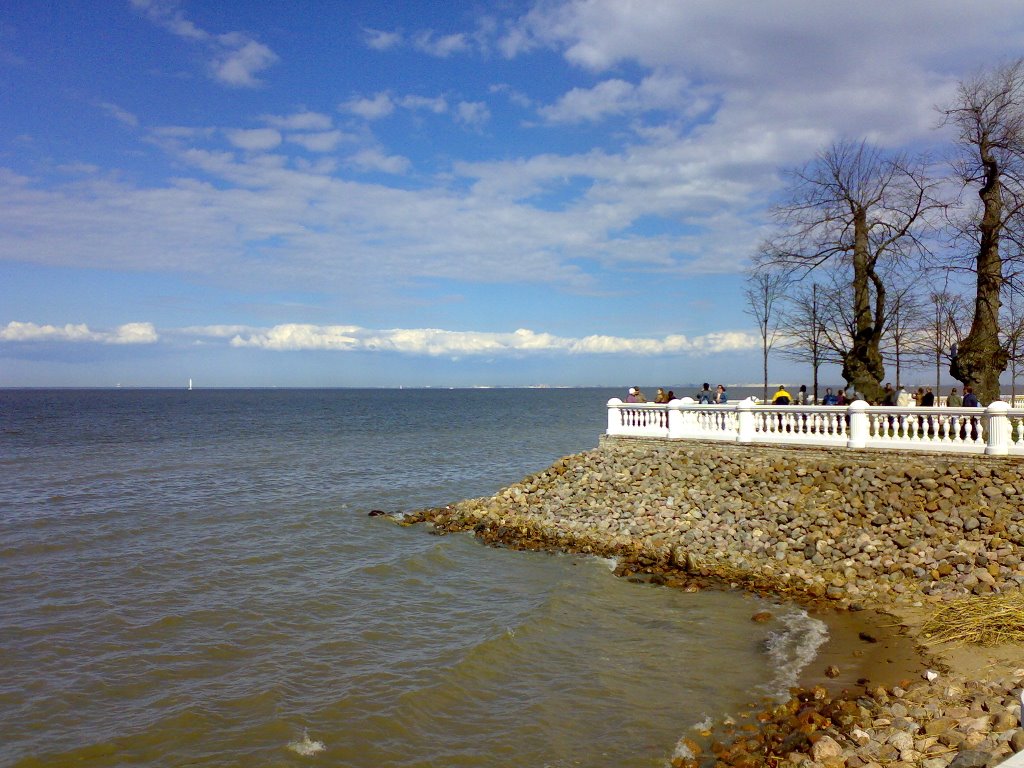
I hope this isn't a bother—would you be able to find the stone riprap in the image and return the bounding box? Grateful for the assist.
[401,437,1024,768]
[408,436,1024,606]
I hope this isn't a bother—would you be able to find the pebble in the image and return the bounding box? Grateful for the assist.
[399,438,1024,768]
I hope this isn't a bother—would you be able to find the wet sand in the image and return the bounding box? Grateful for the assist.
[802,606,931,693]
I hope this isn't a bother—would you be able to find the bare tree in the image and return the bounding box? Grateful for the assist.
[881,284,931,388]
[1001,290,1024,403]
[941,58,1024,403]
[744,266,789,401]
[778,282,841,403]
[926,290,972,393]
[763,140,939,402]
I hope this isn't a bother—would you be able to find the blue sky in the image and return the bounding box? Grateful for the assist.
[3,1,1024,388]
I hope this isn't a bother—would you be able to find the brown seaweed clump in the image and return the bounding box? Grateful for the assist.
[922,590,1024,646]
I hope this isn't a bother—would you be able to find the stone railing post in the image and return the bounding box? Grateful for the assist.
[667,399,684,438]
[847,400,869,449]
[606,398,622,435]
[737,398,755,443]
[985,400,1011,456]
[675,397,701,438]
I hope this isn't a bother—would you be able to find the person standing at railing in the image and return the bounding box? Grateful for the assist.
[961,386,980,440]
[881,383,897,406]
[654,388,670,403]
[771,386,792,405]
[897,386,911,407]
[696,383,713,403]
[918,386,936,435]
[626,387,646,403]
[822,388,838,405]
[714,385,728,404]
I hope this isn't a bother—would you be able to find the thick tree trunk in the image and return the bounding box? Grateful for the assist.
[950,148,1009,404]
[842,209,885,402]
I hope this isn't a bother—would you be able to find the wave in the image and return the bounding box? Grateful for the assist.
[287,728,325,756]
[763,608,830,695]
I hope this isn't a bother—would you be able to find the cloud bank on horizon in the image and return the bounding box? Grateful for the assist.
[1,320,756,357]
[2,1,1023,386]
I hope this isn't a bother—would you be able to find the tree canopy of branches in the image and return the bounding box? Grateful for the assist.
[743,266,789,401]
[1001,290,1024,402]
[927,290,972,393]
[761,140,938,402]
[777,281,841,403]
[881,284,932,389]
[942,58,1024,403]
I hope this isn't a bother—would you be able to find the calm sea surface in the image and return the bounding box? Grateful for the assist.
[0,388,825,768]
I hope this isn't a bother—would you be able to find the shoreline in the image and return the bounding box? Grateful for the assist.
[398,439,1024,767]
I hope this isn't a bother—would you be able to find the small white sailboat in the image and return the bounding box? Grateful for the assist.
[188,378,193,391]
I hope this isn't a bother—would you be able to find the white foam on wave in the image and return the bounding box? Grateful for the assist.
[596,555,618,571]
[690,716,713,731]
[764,608,830,695]
[671,736,696,763]
[287,728,325,757]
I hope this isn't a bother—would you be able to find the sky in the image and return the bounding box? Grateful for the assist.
[3,1,1024,388]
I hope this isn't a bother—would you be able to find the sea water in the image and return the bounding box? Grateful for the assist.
[0,388,825,767]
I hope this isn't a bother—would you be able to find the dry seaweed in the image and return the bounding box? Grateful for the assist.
[921,589,1024,646]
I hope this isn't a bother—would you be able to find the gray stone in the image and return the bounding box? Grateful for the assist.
[948,749,995,768]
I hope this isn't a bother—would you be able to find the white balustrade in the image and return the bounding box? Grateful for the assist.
[606,398,1024,457]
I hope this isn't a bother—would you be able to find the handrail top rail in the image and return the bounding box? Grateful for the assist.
[607,397,1009,413]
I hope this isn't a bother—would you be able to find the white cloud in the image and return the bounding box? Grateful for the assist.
[211,35,278,88]
[1,321,158,344]
[412,31,470,57]
[456,101,490,128]
[11,1,1024,320]
[341,92,395,120]
[503,0,1024,148]
[97,101,140,128]
[231,324,361,350]
[0,318,758,357]
[364,27,402,51]
[261,111,333,131]
[132,0,278,88]
[229,323,758,356]
[130,0,206,42]
[179,324,254,338]
[348,149,411,175]
[398,95,448,114]
[288,130,347,153]
[490,83,532,109]
[225,128,282,151]
[539,78,635,123]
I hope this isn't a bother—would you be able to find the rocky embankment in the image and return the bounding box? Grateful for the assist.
[400,437,1024,768]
